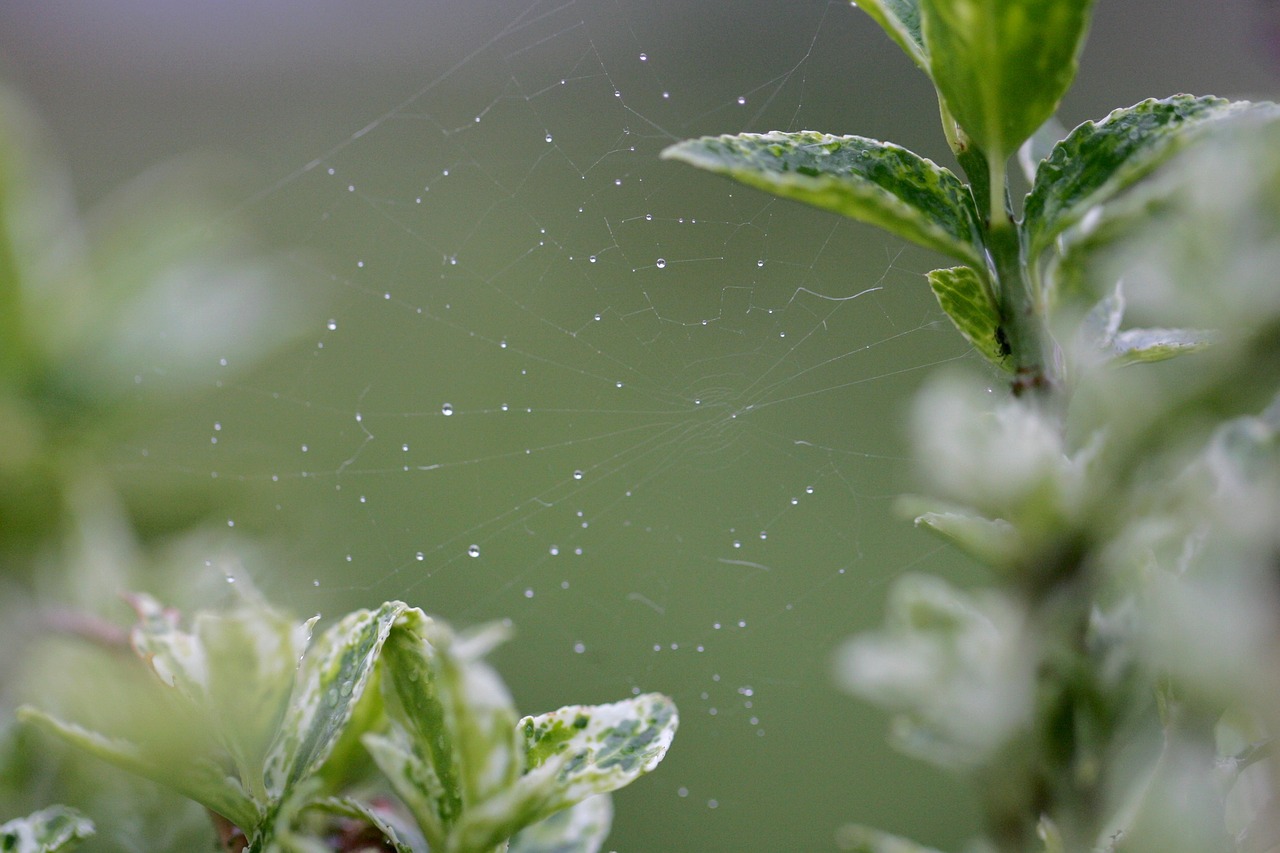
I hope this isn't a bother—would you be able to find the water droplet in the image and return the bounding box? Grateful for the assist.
[678,787,689,798]
[415,552,424,561]
[545,132,553,142]
[441,403,454,416]
[327,319,337,330]
[467,544,480,558]
[756,259,764,268]
[499,339,508,348]
[645,213,653,221]
[759,530,768,540]
[662,91,670,99]
[655,258,667,269]
[589,255,597,263]
[524,588,534,598]
[573,470,584,480]
[574,642,586,653]
[806,485,814,494]
[639,52,648,61]
[549,545,560,556]
[736,96,746,105]
[732,540,741,549]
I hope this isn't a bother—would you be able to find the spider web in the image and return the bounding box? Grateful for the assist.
[6,0,1271,848]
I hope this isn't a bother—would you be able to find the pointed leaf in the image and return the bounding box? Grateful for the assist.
[662,131,984,266]
[0,806,94,853]
[266,601,406,795]
[1023,96,1272,257]
[17,707,259,830]
[1111,328,1213,364]
[377,609,462,839]
[914,510,1021,567]
[507,795,613,853]
[424,620,523,809]
[925,266,1005,368]
[362,731,446,852]
[517,694,678,816]
[920,0,1095,158]
[852,0,926,71]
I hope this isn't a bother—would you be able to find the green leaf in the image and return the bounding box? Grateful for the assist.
[661,131,985,267]
[924,266,1005,368]
[17,707,259,830]
[306,798,422,853]
[1023,95,1270,258]
[362,730,447,851]
[507,795,613,853]
[516,694,678,816]
[835,824,947,853]
[128,590,317,800]
[852,0,926,71]
[0,806,94,853]
[914,509,1021,568]
[1110,328,1213,364]
[920,0,1094,158]
[265,601,407,795]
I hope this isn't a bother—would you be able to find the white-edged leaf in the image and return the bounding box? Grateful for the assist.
[662,131,985,267]
[507,795,613,853]
[914,510,1021,568]
[517,694,678,816]
[17,706,259,830]
[307,797,423,853]
[925,266,1006,368]
[128,590,316,799]
[1111,328,1213,364]
[265,601,406,795]
[1017,115,1067,184]
[0,806,94,853]
[362,729,447,851]
[1024,96,1274,258]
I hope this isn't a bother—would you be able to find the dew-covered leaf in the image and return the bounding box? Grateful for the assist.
[924,266,1005,368]
[1023,96,1271,258]
[266,600,406,796]
[507,795,613,853]
[17,707,259,830]
[0,806,94,853]
[852,0,926,71]
[920,0,1094,158]
[662,131,984,267]
[1111,328,1214,364]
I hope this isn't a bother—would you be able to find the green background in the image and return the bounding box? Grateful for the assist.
[1,1,1276,849]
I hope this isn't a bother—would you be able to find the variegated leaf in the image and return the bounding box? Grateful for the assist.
[17,707,259,831]
[1111,327,1213,364]
[266,601,406,795]
[516,694,678,817]
[0,806,94,853]
[1023,96,1272,258]
[423,620,523,809]
[924,266,1006,368]
[128,590,316,798]
[507,795,613,853]
[363,730,446,851]
[662,131,985,267]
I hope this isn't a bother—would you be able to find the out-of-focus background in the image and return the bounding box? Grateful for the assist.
[0,1,1276,849]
